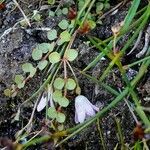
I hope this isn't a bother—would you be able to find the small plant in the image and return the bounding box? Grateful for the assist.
[96,0,110,15]
[5,1,98,142]
[2,0,150,149]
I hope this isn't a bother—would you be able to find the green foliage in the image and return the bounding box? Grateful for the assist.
[48,107,57,119]
[66,78,76,90]
[62,8,68,15]
[48,107,66,123]
[56,112,66,123]
[53,90,62,102]
[47,29,57,41]
[36,43,54,53]
[10,0,150,147]
[22,63,33,73]
[59,30,71,43]
[49,10,55,17]
[65,49,78,61]
[49,52,61,64]
[22,63,37,77]
[53,90,69,107]
[58,19,69,30]
[68,20,75,29]
[78,0,85,11]
[33,13,41,21]
[48,0,55,4]
[96,2,104,14]
[53,78,65,90]
[32,10,41,21]
[88,20,96,29]
[20,20,28,27]
[58,97,69,107]
[96,0,110,13]
[37,60,48,70]
[14,75,25,89]
[4,89,12,97]
[32,49,42,60]
[29,67,37,77]
[56,9,62,16]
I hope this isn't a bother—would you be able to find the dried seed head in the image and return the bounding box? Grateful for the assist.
[111,21,124,35]
[78,21,91,34]
[68,7,77,20]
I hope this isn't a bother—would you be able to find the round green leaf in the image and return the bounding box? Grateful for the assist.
[33,13,41,21]
[58,19,69,30]
[96,2,104,13]
[57,39,64,45]
[49,52,60,64]
[65,49,78,61]
[22,63,33,73]
[32,48,43,60]
[38,60,48,70]
[29,67,37,77]
[78,1,84,10]
[53,90,62,102]
[22,63,36,77]
[66,78,76,90]
[53,78,64,90]
[49,10,55,17]
[17,82,25,89]
[36,43,54,53]
[47,29,57,41]
[56,112,66,123]
[62,8,68,15]
[15,75,24,84]
[48,107,57,119]
[56,9,62,16]
[58,97,69,107]
[60,30,71,42]
[4,89,12,97]
[104,3,110,9]
[48,0,55,4]
[88,20,96,29]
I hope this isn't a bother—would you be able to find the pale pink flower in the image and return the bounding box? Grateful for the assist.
[37,93,47,112]
[75,95,99,123]
[37,87,54,112]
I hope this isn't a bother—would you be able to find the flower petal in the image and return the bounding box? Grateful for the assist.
[91,104,99,112]
[84,102,95,116]
[75,95,99,123]
[75,99,86,123]
[77,109,86,123]
[75,110,79,123]
[48,86,54,107]
[37,95,47,112]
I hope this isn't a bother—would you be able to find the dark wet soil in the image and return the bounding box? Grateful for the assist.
[0,0,150,150]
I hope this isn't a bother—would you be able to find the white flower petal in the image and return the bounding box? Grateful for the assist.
[48,86,54,107]
[75,100,86,123]
[75,110,78,123]
[91,104,99,112]
[80,96,99,112]
[84,102,95,116]
[37,95,47,112]
[77,109,86,123]
[75,95,99,123]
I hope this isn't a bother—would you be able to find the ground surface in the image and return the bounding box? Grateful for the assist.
[0,0,150,149]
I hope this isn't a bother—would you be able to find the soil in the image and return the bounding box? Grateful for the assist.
[0,0,150,150]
